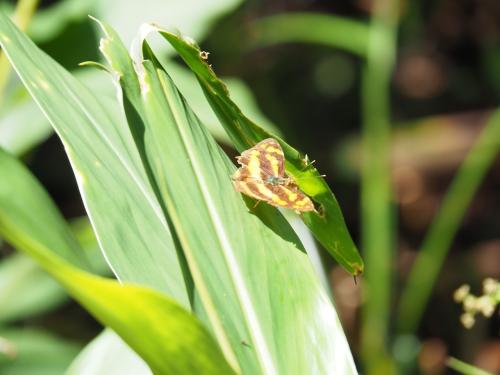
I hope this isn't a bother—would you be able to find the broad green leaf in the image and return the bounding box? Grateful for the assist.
[97,20,357,374]
[156,27,364,275]
[164,60,279,144]
[0,328,81,375]
[66,330,151,375]
[0,68,122,156]
[2,1,274,155]
[0,148,235,375]
[0,12,190,307]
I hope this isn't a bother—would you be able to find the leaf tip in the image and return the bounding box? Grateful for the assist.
[78,61,111,73]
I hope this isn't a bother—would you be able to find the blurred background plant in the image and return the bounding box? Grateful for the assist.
[0,0,499,374]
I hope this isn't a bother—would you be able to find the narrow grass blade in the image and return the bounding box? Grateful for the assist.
[447,357,493,375]
[397,109,500,334]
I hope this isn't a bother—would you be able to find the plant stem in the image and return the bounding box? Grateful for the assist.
[360,0,398,373]
[397,109,500,334]
[0,0,39,103]
[447,357,493,375]
[253,13,370,57]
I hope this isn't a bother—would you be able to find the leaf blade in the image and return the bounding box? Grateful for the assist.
[0,148,235,375]
[0,11,190,306]
[157,28,364,275]
[98,21,358,374]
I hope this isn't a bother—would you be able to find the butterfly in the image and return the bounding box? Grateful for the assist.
[231,138,315,212]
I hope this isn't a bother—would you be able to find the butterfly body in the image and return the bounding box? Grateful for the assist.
[231,138,315,212]
[265,176,289,185]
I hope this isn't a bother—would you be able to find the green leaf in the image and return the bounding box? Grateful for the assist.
[446,357,492,375]
[0,328,81,375]
[0,217,106,324]
[0,253,65,323]
[95,0,244,47]
[155,26,364,275]
[0,78,52,156]
[97,20,357,374]
[251,13,369,57]
[0,11,190,307]
[0,68,125,156]
[27,0,243,45]
[0,149,87,268]
[66,330,151,375]
[0,13,358,374]
[0,148,235,375]
[163,60,280,144]
[2,1,274,156]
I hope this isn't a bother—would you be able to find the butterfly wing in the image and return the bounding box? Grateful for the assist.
[232,172,274,203]
[233,138,315,212]
[236,138,285,180]
[268,183,315,212]
[232,174,315,212]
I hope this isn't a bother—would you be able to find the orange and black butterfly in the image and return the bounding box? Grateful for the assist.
[231,138,315,212]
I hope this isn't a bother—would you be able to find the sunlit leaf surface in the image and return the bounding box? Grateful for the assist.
[97,20,357,374]
[156,27,364,275]
[0,147,235,375]
[0,11,358,374]
[0,12,190,307]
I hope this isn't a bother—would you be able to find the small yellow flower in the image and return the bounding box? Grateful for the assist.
[460,313,475,329]
[482,278,498,295]
[476,296,495,317]
[463,295,476,312]
[454,284,470,302]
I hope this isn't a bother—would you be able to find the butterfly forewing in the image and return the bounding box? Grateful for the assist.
[237,138,285,180]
